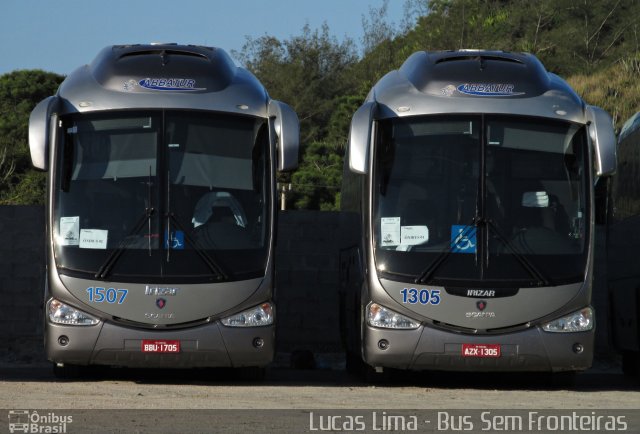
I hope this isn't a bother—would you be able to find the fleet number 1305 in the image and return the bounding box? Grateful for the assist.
[401,288,441,305]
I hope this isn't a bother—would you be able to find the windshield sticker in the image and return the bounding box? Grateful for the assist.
[59,216,80,246]
[164,230,185,250]
[451,225,476,254]
[381,217,401,246]
[79,229,108,249]
[400,225,429,246]
[456,83,524,97]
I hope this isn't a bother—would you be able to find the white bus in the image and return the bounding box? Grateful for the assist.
[340,50,616,376]
[29,44,299,377]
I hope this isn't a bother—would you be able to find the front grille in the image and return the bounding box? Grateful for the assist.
[110,316,213,330]
[431,320,478,334]
[430,319,532,335]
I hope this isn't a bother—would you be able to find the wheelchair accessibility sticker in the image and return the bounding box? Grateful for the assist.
[164,230,185,250]
[451,225,476,253]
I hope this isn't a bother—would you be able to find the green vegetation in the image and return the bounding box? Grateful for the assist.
[568,55,640,130]
[1,0,639,208]
[0,70,63,204]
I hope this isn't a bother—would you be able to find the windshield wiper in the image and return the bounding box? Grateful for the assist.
[95,207,155,279]
[415,217,478,284]
[96,167,155,279]
[164,167,227,280]
[165,212,228,281]
[484,218,552,287]
[414,217,553,287]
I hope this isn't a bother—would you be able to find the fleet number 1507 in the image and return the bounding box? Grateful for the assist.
[401,288,441,305]
[86,287,128,304]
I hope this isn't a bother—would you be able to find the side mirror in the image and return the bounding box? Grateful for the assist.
[29,96,59,171]
[586,105,616,177]
[348,102,376,174]
[268,100,299,172]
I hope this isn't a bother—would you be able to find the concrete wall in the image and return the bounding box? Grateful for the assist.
[0,206,612,367]
[0,206,45,364]
[274,211,342,366]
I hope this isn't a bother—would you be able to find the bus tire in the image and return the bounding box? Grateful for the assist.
[237,366,266,381]
[548,371,577,388]
[52,363,87,379]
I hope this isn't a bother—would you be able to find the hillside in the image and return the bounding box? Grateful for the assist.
[568,56,640,130]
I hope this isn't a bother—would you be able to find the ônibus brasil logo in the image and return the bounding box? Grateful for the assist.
[8,410,73,433]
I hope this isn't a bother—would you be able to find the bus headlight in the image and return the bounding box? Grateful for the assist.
[221,302,274,327]
[542,307,594,333]
[367,303,420,329]
[48,298,99,326]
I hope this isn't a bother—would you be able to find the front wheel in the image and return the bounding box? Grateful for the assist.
[52,363,92,379]
[236,366,266,381]
[548,371,577,388]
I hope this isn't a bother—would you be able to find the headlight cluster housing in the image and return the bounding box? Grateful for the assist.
[367,302,420,329]
[48,299,99,326]
[221,302,274,327]
[542,307,594,333]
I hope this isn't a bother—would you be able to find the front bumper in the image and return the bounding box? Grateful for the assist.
[45,319,274,368]
[363,322,593,372]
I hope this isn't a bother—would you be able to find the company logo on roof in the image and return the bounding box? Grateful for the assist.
[456,83,524,97]
[123,78,206,91]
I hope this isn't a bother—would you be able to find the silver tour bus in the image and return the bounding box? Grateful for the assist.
[607,112,640,376]
[340,50,616,375]
[29,44,299,377]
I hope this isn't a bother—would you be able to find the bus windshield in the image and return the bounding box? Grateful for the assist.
[373,115,589,287]
[53,110,270,283]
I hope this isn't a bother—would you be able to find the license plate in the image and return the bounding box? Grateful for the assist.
[461,343,501,358]
[141,340,180,353]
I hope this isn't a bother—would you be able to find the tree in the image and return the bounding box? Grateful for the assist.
[289,141,343,211]
[235,23,362,209]
[235,24,359,145]
[0,70,63,204]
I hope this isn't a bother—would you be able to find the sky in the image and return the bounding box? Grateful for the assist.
[0,0,407,76]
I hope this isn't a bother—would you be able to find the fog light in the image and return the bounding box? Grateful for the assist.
[58,335,69,346]
[573,343,584,354]
[378,339,389,350]
[253,337,264,348]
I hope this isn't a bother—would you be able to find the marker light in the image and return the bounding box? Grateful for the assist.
[221,302,274,327]
[48,298,99,326]
[367,303,420,329]
[542,307,594,333]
